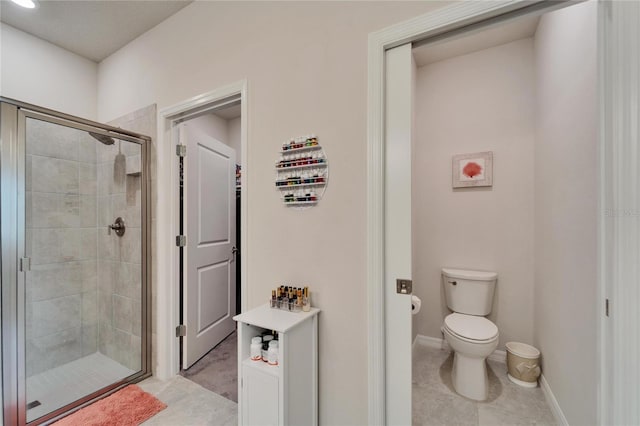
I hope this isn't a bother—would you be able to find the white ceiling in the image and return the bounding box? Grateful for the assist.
[412,14,540,67]
[0,0,192,62]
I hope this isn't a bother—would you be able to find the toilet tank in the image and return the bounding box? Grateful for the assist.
[442,268,497,316]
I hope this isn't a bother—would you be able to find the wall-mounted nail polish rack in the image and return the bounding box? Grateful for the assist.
[275,135,328,208]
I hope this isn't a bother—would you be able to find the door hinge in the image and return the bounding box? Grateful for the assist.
[176,235,186,247]
[605,298,610,317]
[176,144,187,157]
[176,324,186,337]
[19,257,31,272]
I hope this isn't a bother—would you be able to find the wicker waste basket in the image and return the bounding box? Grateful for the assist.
[505,342,541,388]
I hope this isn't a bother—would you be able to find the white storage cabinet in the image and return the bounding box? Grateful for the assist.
[233,304,319,426]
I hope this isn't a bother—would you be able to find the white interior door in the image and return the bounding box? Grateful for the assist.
[182,123,237,369]
[384,43,414,425]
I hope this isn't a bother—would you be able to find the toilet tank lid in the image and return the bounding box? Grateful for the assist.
[442,268,497,281]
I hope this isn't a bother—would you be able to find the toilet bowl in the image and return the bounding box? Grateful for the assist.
[443,312,498,400]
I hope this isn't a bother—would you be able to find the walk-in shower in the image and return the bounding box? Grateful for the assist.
[1,98,151,425]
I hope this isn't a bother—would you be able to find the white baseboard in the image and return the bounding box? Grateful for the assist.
[413,334,447,350]
[413,334,506,363]
[539,374,569,426]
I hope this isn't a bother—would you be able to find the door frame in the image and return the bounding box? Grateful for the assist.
[157,80,248,379]
[366,1,612,424]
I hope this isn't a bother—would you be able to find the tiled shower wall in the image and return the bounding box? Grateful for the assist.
[24,107,154,377]
[106,105,157,373]
[25,119,98,377]
[96,135,142,371]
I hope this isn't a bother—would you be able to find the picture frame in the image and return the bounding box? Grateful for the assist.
[452,151,493,188]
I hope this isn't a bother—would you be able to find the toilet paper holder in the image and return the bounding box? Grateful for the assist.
[411,295,421,314]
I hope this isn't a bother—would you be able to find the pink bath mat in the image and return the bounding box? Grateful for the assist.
[53,384,166,426]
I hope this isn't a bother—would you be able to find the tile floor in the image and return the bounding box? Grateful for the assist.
[26,352,134,423]
[413,343,556,426]
[139,375,237,425]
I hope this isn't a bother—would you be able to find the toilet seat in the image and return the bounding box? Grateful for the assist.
[444,313,498,342]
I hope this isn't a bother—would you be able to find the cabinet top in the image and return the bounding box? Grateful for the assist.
[233,304,320,333]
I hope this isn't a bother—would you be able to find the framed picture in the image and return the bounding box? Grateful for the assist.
[452,151,493,188]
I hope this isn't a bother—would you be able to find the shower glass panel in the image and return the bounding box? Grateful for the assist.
[17,112,148,423]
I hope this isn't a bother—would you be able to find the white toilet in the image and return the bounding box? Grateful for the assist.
[441,268,498,401]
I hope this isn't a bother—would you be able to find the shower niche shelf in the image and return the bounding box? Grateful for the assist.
[275,135,328,209]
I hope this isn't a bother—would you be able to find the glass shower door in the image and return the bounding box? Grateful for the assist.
[20,112,147,423]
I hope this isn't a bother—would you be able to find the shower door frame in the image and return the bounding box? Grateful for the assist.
[0,97,153,426]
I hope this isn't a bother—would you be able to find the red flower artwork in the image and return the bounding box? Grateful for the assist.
[462,161,483,178]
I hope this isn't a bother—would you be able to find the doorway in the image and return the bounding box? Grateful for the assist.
[409,2,596,424]
[157,81,248,406]
[178,101,242,402]
[366,1,639,425]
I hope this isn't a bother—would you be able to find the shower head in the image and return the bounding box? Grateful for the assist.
[89,131,115,145]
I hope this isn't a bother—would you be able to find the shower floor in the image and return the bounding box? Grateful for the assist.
[26,352,135,423]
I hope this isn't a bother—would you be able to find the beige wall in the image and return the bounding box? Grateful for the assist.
[412,39,536,348]
[186,113,242,162]
[186,114,229,147]
[0,23,97,120]
[228,117,242,164]
[533,2,598,424]
[96,2,449,424]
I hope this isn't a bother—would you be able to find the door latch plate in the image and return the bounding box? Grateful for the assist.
[396,279,412,294]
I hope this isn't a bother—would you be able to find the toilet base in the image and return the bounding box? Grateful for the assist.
[451,351,489,401]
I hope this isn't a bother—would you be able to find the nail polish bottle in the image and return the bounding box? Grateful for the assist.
[302,286,310,312]
[296,289,303,311]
